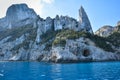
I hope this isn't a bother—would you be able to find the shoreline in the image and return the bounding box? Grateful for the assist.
[0,60,120,64]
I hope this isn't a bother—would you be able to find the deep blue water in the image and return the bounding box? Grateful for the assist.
[0,62,120,80]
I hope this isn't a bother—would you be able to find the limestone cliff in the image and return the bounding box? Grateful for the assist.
[79,6,93,34]
[95,21,120,37]
[95,25,114,37]
[0,4,38,30]
[0,3,120,62]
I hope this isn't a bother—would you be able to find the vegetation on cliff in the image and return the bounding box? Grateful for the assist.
[86,33,114,52]
[107,32,120,48]
[52,29,115,52]
[52,29,87,46]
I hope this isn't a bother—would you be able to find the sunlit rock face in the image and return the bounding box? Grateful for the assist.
[0,4,93,34]
[115,21,120,32]
[54,15,78,31]
[117,21,120,26]
[45,37,120,63]
[6,4,37,22]
[95,21,120,37]
[0,4,38,30]
[54,7,93,34]
[95,25,114,37]
[79,6,93,34]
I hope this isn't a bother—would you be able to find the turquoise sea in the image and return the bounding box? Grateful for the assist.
[0,61,120,80]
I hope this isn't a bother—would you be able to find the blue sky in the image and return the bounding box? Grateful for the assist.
[0,0,120,32]
[46,0,120,32]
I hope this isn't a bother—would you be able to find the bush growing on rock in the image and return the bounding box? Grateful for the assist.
[52,29,87,46]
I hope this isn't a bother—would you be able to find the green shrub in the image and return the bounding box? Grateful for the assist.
[86,33,114,52]
[107,32,120,47]
[40,30,61,50]
[52,29,87,46]
[53,38,66,46]
[40,30,60,44]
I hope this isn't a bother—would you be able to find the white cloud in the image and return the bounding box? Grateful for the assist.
[0,0,54,18]
[41,0,54,4]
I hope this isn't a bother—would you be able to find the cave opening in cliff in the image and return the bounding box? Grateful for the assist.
[83,49,90,57]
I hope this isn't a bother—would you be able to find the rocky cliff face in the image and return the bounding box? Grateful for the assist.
[95,25,114,37]
[0,4,93,33]
[47,38,120,62]
[6,4,37,22]
[79,6,93,34]
[95,22,120,37]
[0,4,38,30]
[94,22,120,57]
[0,3,120,62]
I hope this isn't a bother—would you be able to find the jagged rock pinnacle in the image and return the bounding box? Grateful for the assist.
[79,6,93,34]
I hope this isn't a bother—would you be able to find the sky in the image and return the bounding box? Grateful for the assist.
[0,0,120,32]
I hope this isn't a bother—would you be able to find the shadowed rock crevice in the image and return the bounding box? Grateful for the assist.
[82,49,90,57]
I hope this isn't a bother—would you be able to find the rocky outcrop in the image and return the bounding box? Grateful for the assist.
[0,3,93,33]
[54,15,78,31]
[114,22,120,32]
[95,22,120,37]
[0,4,38,30]
[79,6,93,34]
[0,4,93,33]
[6,4,37,22]
[53,6,93,34]
[95,25,114,37]
[0,3,120,62]
[94,22,120,56]
[45,38,120,62]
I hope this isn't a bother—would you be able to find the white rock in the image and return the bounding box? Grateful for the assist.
[79,6,93,34]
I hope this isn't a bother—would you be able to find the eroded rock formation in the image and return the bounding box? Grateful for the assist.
[0,4,120,62]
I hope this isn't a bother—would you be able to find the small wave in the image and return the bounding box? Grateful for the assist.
[1,70,4,72]
[41,75,45,76]
[54,78,62,80]
[0,73,4,76]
